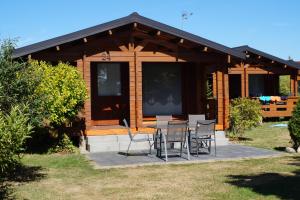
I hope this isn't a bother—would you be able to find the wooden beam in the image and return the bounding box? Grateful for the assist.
[83,37,87,43]
[227,55,231,63]
[134,40,149,52]
[56,45,60,51]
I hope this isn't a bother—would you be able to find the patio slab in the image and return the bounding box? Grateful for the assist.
[86,144,284,169]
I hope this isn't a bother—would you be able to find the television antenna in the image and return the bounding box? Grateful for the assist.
[181,11,193,29]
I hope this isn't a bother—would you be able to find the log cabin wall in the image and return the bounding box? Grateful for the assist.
[31,48,230,131]
[22,20,242,132]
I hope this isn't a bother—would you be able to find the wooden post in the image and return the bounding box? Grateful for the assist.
[212,72,217,97]
[129,60,137,128]
[244,67,249,97]
[291,73,298,96]
[135,52,143,128]
[216,68,224,129]
[82,55,92,128]
[223,66,230,129]
[240,63,246,97]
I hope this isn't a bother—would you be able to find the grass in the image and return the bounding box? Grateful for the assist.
[2,121,300,200]
[235,121,291,150]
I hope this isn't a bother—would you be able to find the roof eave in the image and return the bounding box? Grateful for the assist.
[13,12,245,59]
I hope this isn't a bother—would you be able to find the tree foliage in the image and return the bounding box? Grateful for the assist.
[29,61,87,126]
[229,98,262,137]
[279,75,291,96]
[288,100,300,149]
[0,40,29,113]
[0,105,32,175]
[0,39,87,159]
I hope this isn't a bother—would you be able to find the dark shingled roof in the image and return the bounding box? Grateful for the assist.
[233,45,300,70]
[12,12,245,59]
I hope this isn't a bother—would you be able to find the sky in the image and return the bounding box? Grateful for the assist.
[0,0,299,60]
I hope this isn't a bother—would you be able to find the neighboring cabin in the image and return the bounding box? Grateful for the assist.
[12,12,300,151]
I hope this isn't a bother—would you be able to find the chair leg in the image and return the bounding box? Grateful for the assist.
[208,140,211,154]
[180,141,183,157]
[148,140,152,154]
[162,133,168,162]
[186,135,190,160]
[196,139,199,157]
[126,140,132,156]
[214,138,217,157]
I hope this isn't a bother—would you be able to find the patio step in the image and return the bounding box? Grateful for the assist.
[85,131,229,153]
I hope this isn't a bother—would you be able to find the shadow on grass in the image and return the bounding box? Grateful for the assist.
[274,146,287,152]
[229,137,253,141]
[226,156,300,200]
[0,165,45,200]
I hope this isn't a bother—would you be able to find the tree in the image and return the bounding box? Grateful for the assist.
[0,40,29,113]
[279,75,290,96]
[288,100,300,149]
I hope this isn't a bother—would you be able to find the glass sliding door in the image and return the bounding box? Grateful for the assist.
[142,63,182,116]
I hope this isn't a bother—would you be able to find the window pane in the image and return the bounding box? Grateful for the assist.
[142,63,182,116]
[97,63,121,96]
[249,74,265,97]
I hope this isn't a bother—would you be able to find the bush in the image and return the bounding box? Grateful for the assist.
[0,105,32,176]
[288,100,300,149]
[29,61,87,126]
[48,133,78,154]
[229,98,262,137]
[0,40,86,154]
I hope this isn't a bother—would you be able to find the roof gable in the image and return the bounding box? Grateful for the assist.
[13,12,244,59]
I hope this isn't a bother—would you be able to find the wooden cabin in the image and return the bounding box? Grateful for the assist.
[12,13,300,142]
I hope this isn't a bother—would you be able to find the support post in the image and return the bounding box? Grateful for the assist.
[129,60,137,128]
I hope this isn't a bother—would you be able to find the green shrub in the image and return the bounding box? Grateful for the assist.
[229,98,262,137]
[48,133,78,154]
[288,100,300,149]
[29,61,88,126]
[0,105,32,175]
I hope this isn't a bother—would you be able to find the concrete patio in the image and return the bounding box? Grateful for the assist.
[86,144,283,169]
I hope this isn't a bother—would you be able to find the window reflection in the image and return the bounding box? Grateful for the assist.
[97,63,121,96]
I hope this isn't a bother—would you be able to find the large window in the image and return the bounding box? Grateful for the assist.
[96,63,121,96]
[249,74,265,97]
[142,63,182,116]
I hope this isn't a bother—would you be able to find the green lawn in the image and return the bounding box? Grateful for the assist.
[235,121,291,150]
[2,122,300,200]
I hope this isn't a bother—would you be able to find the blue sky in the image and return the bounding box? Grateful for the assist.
[0,0,299,60]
